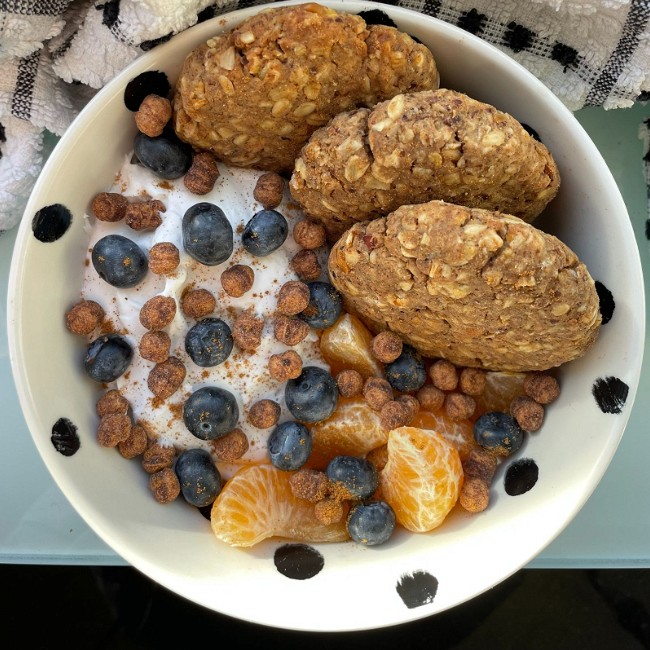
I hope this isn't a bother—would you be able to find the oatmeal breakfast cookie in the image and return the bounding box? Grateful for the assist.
[328,200,600,372]
[291,89,560,241]
[173,2,438,173]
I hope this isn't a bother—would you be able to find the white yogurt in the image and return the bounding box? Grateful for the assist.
[80,157,329,477]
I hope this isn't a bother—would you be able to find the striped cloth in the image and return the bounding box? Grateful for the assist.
[1,0,649,232]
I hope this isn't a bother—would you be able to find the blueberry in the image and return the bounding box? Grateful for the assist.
[185,318,233,367]
[268,421,313,471]
[241,209,288,256]
[473,411,524,456]
[91,234,148,288]
[299,281,342,329]
[385,344,426,392]
[347,501,396,546]
[134,130,192,180]
[174,448,222,507]
[182,202,233,265]
[84,334,133,383]
[124,71,170,111]
[285,366,338,423]
[326,455,378,500]
[183,386,239,441]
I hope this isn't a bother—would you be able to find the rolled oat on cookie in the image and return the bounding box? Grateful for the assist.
[328,200,600,372]
[291,89,560,241]
[173,3,439,173]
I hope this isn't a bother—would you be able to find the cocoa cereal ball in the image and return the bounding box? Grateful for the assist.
[65,299,105,335]
[459,367,487,396]
[139,295,176,330]
[289,468,330,502]
[524,373,560,405]
[247,399,281,429]
[211,428,249,461]
[117,422,149,459]
[398,394,419,421]
[269,350,303,381]
[139,330,171,363]
[416,384,445,412]
[293,219,326,250]
[510,395,545,432]
[430,359,459,391]
[463,447,498,483]
[314,498,345,524]
[290,249,322,281]
[149,242,180,275]
[221,264,255,297]
[96,389,129,417]
[336,369,364,397]
[254,172,285,209]
[363,376,393,411]
[149,467,181,504]
[444,392,476,420]
[147,356,186,399]
[232,311,264,352]
[371,331,403,363]
[181,287,216,318]
[459,476,490,513]
[184,151,220,195]
[274,314,309,346]
[366,444,388,472]
[134,94,172,137]
[142,442,176,473]
[380,399,411,430]
[91,192,127,222]
[97,413,131,448]
[277,280,310,316]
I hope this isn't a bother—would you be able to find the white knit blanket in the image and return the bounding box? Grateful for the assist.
[1,0,649,232]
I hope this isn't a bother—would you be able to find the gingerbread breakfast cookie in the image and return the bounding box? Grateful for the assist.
[291,89,560,241]
[173,3,439,173]
[328,200,600,372]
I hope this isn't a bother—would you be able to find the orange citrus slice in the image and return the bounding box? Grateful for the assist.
[410,409,477,461]
[320,313,383,378]
[308,397,389,468]
[380,426,463,533]
[474,371,527,417]
[211,464,349,547]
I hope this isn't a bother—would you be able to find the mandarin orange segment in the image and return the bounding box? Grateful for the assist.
[319,313,383,378]
[410,409,477,461]
[308,396,389,468]
[474,371,528,417]
[210,464,349,547]
[380,426,463,533]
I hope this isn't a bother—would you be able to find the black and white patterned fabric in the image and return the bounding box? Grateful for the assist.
[0,0,649,232]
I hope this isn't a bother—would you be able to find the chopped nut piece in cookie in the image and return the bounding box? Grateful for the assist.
[211,428,249,462]
[269,350,303,381]
[134,94,172,137]
[142,442,176,473]
[65,299,104,335]
[510,395,545,432]
[416,384,445,412]
[184,151,220,195]
[149,242,180,275]
[147,357,186,399]
[247,399,281,429]
[149,467,181,504]
[380,399,411,430]
[336,368,364,397]
[274,314,309,346]
[97,413,131,448]
[459,367,487,396]
[293,219,326,250]
[289,468,330,503]
[253,172,285,208]
[117,422,149,459]
[181,288,216,318]
[290,249,322,281]
[140,295,176,330]
[444,392,476,420]
[524,374,560,405]
[371,331,403,363]
[221,264,254,297]
[232,311,264,352]
[125,199,166,231]
[91,192,127,222]
[363,376,393,411]
[277,280,310,316]
[139,330,171,363]
[96,389,129,418]
[430,359,459,391]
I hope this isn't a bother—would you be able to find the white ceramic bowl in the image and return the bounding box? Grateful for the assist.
[7,0,645,632]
